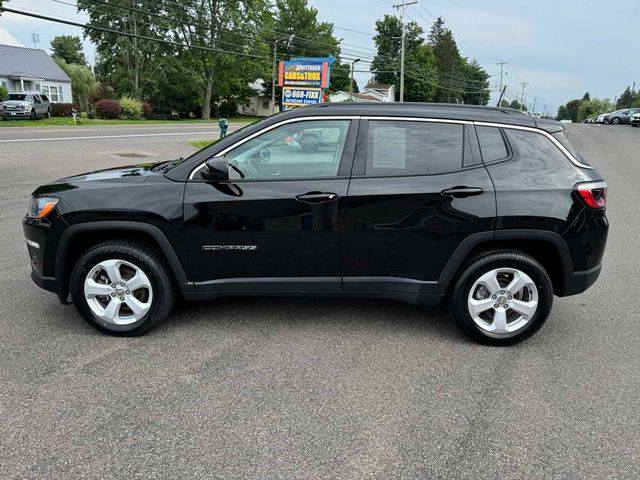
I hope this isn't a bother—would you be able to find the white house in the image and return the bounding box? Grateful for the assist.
[237,79,277,117]
[0,44,72,103]
[329,83,396,103]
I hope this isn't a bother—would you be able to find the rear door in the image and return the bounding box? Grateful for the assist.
[342,118,496,294]
[183,117,358,293]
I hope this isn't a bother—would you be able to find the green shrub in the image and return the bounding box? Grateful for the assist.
[119,96,143,120]
[0,84,8,101]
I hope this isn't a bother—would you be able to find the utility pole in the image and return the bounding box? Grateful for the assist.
[271,35,292,114]
[31,33,40,49]
[519,82,528,112]
[349,58,361,101]
[543,104,547,117]
[632,82,636,96]
[271,40,278,114]
[496,60,509,95]
[393,0,417,103]
[531,98,537,115]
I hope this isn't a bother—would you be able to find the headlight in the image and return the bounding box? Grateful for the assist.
[28,197,59,219]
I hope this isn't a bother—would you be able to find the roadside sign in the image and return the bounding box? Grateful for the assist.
[282,87,323,106]
[279,61,329,88]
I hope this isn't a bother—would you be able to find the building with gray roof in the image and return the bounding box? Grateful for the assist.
[0,43,73,103]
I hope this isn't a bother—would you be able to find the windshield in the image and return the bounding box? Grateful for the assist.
[5,94,30,101]
[553,131,589,166]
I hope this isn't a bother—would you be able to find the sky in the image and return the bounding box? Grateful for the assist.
[1,0,638,114]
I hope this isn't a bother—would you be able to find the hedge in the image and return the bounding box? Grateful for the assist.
[51,103,80,117]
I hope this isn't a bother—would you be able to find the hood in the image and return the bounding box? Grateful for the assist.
[2,100,31,107]
[32,163,164,196]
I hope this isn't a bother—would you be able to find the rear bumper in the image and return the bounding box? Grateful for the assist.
[558,264,602,297]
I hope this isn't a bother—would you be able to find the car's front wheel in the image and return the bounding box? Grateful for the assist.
[449,252,553,346]
[30,109,36,120]
[612,117,620,125]
[70,240,176,335]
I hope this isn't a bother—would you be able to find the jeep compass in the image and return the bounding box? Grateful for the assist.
[23,103,609,345]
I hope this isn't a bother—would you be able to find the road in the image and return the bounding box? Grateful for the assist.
[0,123,638,479]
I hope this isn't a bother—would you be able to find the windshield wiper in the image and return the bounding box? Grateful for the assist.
[152,157,184,173]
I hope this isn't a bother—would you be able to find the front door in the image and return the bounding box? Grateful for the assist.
[184,118,358,293]
[342,119,496,295]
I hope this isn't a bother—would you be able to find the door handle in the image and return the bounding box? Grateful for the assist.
[295,191,338,203]
[441,186,484,198]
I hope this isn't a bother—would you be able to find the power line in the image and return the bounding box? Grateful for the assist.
[1,6,275,60]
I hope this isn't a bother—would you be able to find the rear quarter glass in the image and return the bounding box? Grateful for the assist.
[552,131,590,166]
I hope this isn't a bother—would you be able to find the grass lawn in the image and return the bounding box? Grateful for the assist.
[190,139,219,149]
[0,117,257,127]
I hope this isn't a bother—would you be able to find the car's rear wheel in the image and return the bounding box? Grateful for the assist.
[449,251,553,346]
[612,117,620,125]
[70,240,176,335]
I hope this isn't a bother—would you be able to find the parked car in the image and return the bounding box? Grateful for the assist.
[595,113,608,124]
[1,92,51,120]
[630,112,640,127]
[23,103,609,345]
[604,108,640,125]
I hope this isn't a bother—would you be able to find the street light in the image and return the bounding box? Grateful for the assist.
[349,58,360,102]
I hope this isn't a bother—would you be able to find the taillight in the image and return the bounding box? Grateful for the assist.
[576,181,607,209]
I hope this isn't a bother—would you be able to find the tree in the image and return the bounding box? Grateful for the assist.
[55,58,97,110]
[370,15,436,102]
[461,59,490,105]
[508,99,526,111]
[556,98,583,122]
[577,98,611,122]
[0,83,7,100]
[582,92,590,101]
[428,17,463,103]
[266,0,344,103]
[616,86,637,109]
[77,0,169,99]
[50,35,87,66]
[328,62,358,94]
[170,0,272,119]
[557,105,568,120]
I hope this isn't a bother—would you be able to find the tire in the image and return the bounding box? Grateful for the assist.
[30,109,36,120]
[612,117,620,125]
[448,251,553,346]
[46,109,51,118]
[70,240,176,335]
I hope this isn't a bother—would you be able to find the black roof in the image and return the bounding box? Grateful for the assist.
[285,102,564,132]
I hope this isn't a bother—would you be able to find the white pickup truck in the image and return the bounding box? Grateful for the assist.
[1,92,51,120]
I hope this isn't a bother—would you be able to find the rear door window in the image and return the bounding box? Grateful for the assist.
[476,126,509,163]
[365,120,464,176]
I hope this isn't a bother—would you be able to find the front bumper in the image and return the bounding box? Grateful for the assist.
[2,110,31,118]
[23,216,69,303]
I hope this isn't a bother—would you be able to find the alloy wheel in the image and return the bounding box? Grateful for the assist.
[84,259,153,325]
[467,268,539,337]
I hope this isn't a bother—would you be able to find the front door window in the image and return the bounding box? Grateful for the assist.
[222,120,351,180]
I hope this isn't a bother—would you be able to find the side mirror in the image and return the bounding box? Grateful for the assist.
[202,158,230,183]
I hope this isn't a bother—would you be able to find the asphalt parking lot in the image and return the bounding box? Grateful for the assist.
[0,123,638,479]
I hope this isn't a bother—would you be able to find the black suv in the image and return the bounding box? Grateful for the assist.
[23,104,608,345]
